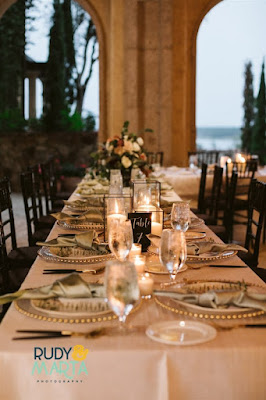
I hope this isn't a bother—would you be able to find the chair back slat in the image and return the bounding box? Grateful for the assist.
[197,163,207,213]
[0,177,17,250]
[146,152,164,166]
[209,165,223,222]
[244,179,266,266]
[188,151,220,167]
[20,171,39,247]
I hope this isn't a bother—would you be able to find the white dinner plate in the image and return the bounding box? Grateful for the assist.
[146,320,217,346]
[145,262,188,275]
[185,231,206,240]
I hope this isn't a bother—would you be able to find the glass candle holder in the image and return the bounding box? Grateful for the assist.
[138,273,154,298]
[129,254,146,274]
[129,243,142,256]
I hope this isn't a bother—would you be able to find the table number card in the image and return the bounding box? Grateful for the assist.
[128,212,152,252]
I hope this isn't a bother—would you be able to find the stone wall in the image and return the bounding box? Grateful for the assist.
[0,131,97,191]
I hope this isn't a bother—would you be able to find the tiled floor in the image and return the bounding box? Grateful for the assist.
[11,193,266,269]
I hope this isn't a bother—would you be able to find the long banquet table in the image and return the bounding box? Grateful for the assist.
[0,187,265,400]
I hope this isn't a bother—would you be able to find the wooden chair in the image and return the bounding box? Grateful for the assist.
[0,177,39,291]
[188,151,220,167]
[28,164,55,229]
[238,179,266,282]
[195,165,223,225]
[209,171,238,243]
[41,160,66,213]
[147,152,164,166]
[20,171,50,247]
[0,229,10,320]
[191,163,207,214]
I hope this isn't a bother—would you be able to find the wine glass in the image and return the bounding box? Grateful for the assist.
[105,260,140,327]
[171,201,190,232]
[159,229,187,283]
[108,219,133,261]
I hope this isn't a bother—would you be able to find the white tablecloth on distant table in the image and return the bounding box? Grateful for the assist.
[152,166,266,200]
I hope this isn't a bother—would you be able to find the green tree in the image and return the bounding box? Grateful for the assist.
[251,62,266,163]
[241,62,254,153]
[0,0,26,115]
[43,0,67,131]
[62,0,76,105]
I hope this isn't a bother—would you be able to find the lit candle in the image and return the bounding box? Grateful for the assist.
[138,273,154,298]
[129,255,146,274]
[129,243,142,256]
[227,158,233,175]
[151,221,162,236]
[220,156,229,169]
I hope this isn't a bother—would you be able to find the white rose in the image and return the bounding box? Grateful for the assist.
[123,140,133,153]
[124,135,128,141]
[107,144,114,152]
[121,156,132,169]
[132,142,140,152]
[137,137,144,146]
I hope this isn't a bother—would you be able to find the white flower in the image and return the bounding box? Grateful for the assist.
[107,144,113,152]
[121,156,132,169]
[132,142,140,152]
[124,135,128,141]
[123,140,133,153]
[137,137,144,146]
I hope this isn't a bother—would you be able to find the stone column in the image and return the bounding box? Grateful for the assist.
[28,74,36,119]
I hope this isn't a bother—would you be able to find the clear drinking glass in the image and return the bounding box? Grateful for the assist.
[159,229,187,282]
[108,219,133,261]
[105,260,140,326]
[171,201,191,232]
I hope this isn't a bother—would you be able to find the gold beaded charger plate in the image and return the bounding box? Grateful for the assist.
[14,298,142,324]
[155,280,266,320]
[146,320,217,346]
[57,220,104,231]
[38,246,114,265]
[186,249,237,262]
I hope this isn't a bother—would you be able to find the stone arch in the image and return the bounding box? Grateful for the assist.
[188,0,223,153]
[0,0,107,142]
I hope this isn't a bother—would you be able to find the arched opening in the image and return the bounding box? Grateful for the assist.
[196,0,266,151]
[0,0,106,140]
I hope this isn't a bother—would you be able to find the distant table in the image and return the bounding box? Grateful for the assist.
[152,165,266,201]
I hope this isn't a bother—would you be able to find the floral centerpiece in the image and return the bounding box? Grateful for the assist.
[91,121,152,184]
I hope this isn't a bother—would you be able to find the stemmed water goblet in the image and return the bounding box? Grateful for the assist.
[159,229,187,286]
[105,260,140,331]
[108,219,133,261]
[171,201,191,232]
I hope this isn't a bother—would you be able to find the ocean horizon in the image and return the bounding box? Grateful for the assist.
[196,127,241,151]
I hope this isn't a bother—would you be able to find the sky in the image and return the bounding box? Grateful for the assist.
[23,0,266,128]
[197,0,266,127]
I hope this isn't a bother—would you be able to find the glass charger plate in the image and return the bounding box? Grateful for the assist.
[38,246,114,265]
[185,231,206,240]
[15,297,142,324]
[145,262,188,275]
[155,280,266,319]
[189,217,205,228]
[30,297,111,318]
[65,205,104,213]
[146,320,217,346]
[57,220,104,230]
[187,250,237,262]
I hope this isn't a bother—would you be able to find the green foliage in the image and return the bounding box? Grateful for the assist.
[84,112,96,132]
[0,0,26,114]
[58,162,87,178]
[61,111,83,132]
[43,0,67,131]
[62,0,76,105]
[251,62,266,164]
[0,109,26,132]
[241,62,255,153]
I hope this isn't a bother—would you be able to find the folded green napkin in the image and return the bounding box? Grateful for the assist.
[148,235,247,255]
[186,241,247,256]
[51,209,103,223]
[64,198,104,208]
[0,273,105,305]
[155,289,266,311]
[37,231,109,254]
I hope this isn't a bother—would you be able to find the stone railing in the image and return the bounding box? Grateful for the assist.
[0,131,97,191]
